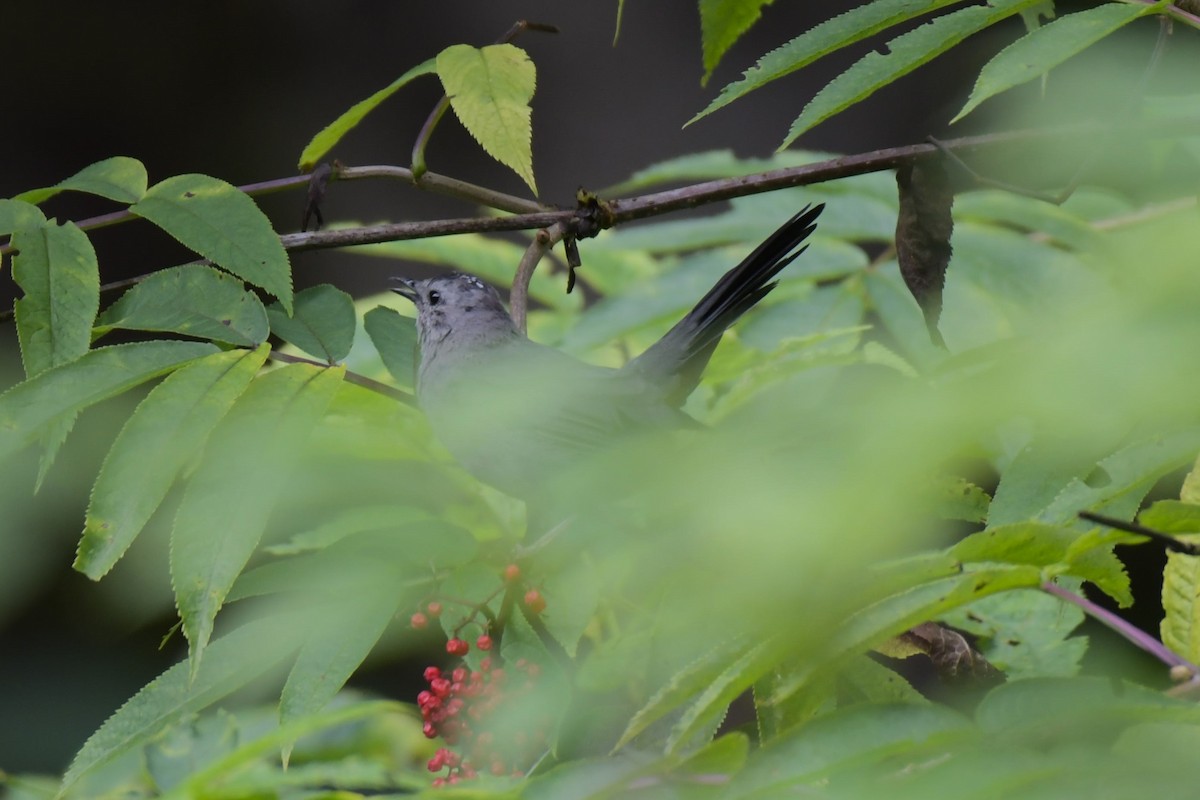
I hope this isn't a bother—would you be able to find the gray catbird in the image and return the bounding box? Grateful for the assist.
[392,203,824,501]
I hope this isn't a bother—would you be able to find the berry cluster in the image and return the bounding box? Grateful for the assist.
[418,654,545,784]
[412,566,552,786]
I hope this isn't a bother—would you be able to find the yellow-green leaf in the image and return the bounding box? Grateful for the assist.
[437,43,538,195]
[298,59,436,171]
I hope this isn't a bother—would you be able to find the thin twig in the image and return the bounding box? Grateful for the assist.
[268,350,415,405]
[337,165,545,214]
[410,97,452,182]
[510,222,568,332]
[1041,580,1195,671]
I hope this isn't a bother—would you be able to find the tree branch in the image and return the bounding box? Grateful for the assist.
[509,222,568,332]
[268,350,415,405]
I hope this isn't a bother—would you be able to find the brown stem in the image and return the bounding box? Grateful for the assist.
[509,222,567,333]
[268,350,414,405]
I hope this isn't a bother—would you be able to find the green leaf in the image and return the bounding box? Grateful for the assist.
[95,265,269,346]
[781,0,1044,147]
[263,504,431,555]
[1141,500,1200,534]
[76,345,270,580]
[666,641,777,754]
[953,3,1157,123]
[60,613,302,794]
[1154,495,1200,664]
[740,702,971,794]
[279,573,407,730]
[437,43,538,194]
[932,476,991,523]
[12,220,99,375]
[1039,429,1200,524]
[614,638,754,751]
[13,156,147,205]
[953,522,1130,606]
[0,198,47,234]
[266,284,356,363]
[363,307,416,389]
[170,364,344,677]
[699,0,774,84]
[131,174,293,312]
[297,59,436,171]
[941,587,1086,679]
[692,0,965,124]
[0,340,218,463]
[766,567,1043,708]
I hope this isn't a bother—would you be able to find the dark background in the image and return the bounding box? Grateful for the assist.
[0,0,1180,775]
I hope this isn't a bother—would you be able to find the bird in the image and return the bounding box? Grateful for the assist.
[392,204,824,503]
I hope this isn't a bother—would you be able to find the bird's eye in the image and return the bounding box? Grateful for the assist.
[428,290,442,306]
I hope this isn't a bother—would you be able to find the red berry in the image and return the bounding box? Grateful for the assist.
[426,601,443,617]
[479,657,493,671]
[503,564,521,582]
[447,637,470,656]
[476,634,493,651]
[524,589,546,614]
[422,721,436,738]
[424,666,441,682]
[410,611,429,629]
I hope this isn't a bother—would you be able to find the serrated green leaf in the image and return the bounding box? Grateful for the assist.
[160,701,402,800]
[280,574,407,730]
[13,156,147,205]
[0,198,47,234]
[942,587,1086,679]
[132,174,293,312]
[437,43,537,194]
[363,306,416,390]
[266,284,356,363]
[952,522,1130,605]
[144,711,238,794]
[699,0,774,84]
[60,614,302,794]
[170,364,344,678]
[12,220,99,375]
[692,0,965,125]
[767,567,1043,708]
[96,265,269,346]
[264,504,432,555]
[954,190,1099,251]
[740,702,971,794]
[953,3,1156,123]
[614,639,753,751]
[839,654,926,704]
[298,59,436,171]
[1039,429,1200,524]
[1162,546,1200,663]
[666,641,776,754]
[932,476,991,523]
[76,345,270,580]
[1139,500,1200,534]
[781,0,1044,147]
[0,340,217,463]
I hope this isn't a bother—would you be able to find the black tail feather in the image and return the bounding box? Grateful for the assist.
[627,203,824,404]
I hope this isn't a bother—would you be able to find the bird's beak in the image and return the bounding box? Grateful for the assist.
[390,277,418,303]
